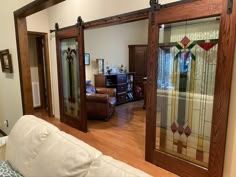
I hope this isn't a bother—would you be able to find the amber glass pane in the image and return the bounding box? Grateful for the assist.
[155,17,220,167]
[60,38,80,119]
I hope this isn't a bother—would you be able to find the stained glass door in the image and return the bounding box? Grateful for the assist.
[56,27,87,132]
[156,17,219,167]
[144,1,231,177]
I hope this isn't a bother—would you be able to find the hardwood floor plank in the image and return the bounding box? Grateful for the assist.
[34,101,178,177]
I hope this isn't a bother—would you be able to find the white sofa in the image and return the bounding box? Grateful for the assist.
[0,115,151,177]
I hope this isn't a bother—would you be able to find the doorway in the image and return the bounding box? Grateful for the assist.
[82,19,149,165]
[27,31,53,117]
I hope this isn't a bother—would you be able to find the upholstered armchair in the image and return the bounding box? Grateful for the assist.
[86,86,116,121]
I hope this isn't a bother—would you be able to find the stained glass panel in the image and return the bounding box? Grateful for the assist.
[155,17,220,167]
[60,38,80,119]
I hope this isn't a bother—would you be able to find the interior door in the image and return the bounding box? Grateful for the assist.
[145,0,235,177]
[56,26,87,132]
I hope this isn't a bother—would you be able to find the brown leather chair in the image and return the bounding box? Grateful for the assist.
[86,87,116,120]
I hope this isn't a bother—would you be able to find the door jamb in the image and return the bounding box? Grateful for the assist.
[14,0,66,115]
[28,31,53,117]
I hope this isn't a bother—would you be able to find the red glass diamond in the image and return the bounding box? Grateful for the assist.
[178,126,184,135]
[181,36,190,47]
[171,122,177,133]
[184,126,192,137]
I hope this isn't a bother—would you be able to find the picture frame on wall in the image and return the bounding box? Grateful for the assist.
[84,53,90,65]
[0,49,13,73]
[96,59,104,74]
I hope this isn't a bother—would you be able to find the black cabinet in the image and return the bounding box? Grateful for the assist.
[94,73,134,104]
[129,45,147,99]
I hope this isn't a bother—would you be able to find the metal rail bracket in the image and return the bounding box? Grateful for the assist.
[227,0,233,14]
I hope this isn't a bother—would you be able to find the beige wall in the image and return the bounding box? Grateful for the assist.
[27,9,50,33]
[26,9,55,114]
[47,0,150,118]
[46,0,178,118]
[85,20,148,84]
[0,0,235,176]
[0,0,34,134]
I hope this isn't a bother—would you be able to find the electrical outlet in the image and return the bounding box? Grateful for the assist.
[3,120,8,127]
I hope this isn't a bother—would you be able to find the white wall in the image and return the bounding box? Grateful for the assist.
[85,20,148,84]
[27,9,50,33]
[0,0,34,134]
[28,35,39,83]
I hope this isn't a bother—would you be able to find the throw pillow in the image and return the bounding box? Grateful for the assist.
[0,161,23,177]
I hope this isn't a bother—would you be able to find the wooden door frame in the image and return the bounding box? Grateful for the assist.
[14,0,148,115]
[14,0,65,115]
[146,0,236,177]
[28,31,53,116]
[55,26,87,132]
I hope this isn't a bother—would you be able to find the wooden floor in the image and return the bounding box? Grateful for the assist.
[34,101,178,177]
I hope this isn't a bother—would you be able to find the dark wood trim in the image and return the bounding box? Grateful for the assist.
[28,31,47,36]
[84,8,149,30]
[154,151,207,177]
[43,33,53,117]
[145,0,236,176]
[145,11,157,164]
[55,29,64,125]
[50,8,149,33]
[56,27,79,129]
[55,26,87,132]
[15,0,65,17]
[14,15,33,115]
[78,25,87,132]
[209,0,236,177]
[155,0,222,24]
[14,0,65,116]
[55,26,78,39]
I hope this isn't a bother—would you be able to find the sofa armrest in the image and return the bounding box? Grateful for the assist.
[0,136,8,160]
[96,88,116,97]
[86,94,109,103]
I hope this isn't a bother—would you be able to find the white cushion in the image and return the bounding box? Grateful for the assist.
[28,131,103,177]
[5,115,151,177]
[6,115,59,176]
[86,155,151,177]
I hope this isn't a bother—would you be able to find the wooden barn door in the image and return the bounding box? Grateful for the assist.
[55,22,87,132]
[145,0,236,177]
